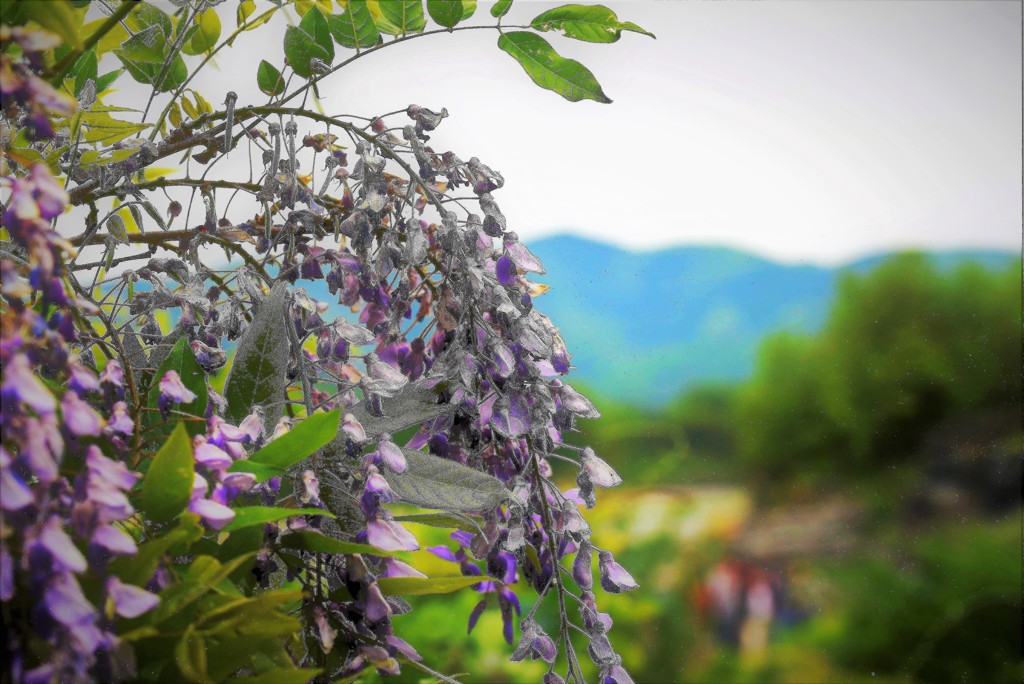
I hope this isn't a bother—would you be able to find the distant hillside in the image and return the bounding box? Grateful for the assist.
[525,235,1018,406]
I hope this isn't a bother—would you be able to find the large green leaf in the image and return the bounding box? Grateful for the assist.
[427,0,464,28]
[246,408,340,469]
[530,4,654,43]
[377,0,426,35]
[498,31,610,103]
[256,60,285,96]
[327,0,380,49]
[223,281,290,425]
[140,423,195,524]
[299,6,335,62]
[383,449,511,512]
[277,529,402,557]
[222,506,334,532]
[145,337,209,439]
[283,25,331,79]
[377,574,484,596]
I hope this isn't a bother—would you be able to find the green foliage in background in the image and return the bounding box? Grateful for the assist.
[737,253,1021,478]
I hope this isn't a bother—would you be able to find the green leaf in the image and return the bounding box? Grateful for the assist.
[225,460,286,483]
[24,0,84,49]
[230,4,278,46]
[377,0,426,35]
[197,590,304,629]
[175,626,209,684]
[237,0,256,26]
[330,379,453,447]
[116,52,189,93]
[256,60,285,96]
[145,337,209,439]
[392,512,484,534]
[240,669,322,684]
[126,2,174,40]
[383,449,511,512]
[299,6,335,62]
[222,506,334,533]
[223,281,290,425]
[151,554,258,625]
[77,108,151,145]
[277,529,402,557]
[78,148,139,169]
[327,0,380,50]
[530,4,654,43]
[283,25,331,82]
[377,574,484,596]
[497,31,611,103]
[490,0,512,19]
[94,69,124,94]
[295,0,333,15]
[112,514,204,587]
[183,9,222,55]
[246,408,340,469]
[461,0,478,20]
[69,48,98,97]
[140,423,194,524]
[427,0,464,28]
[118,25,168,64]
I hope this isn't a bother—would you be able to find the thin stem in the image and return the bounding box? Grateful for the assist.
[46,1,137,85]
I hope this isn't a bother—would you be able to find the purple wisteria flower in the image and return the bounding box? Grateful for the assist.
[598,550,638,594]
[158,370,196,419]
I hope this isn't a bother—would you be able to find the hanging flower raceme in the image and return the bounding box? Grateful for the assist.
[1,17,643,675]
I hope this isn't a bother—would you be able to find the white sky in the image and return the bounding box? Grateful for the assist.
[128,1,1022,265]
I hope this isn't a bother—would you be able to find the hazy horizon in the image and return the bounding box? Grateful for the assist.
[98,0,1023,266]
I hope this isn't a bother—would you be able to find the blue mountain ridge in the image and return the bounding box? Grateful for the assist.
[294,234,1015,407]
[523,235,1017,406]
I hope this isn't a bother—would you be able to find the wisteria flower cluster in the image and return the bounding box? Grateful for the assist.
[2,2,652,682]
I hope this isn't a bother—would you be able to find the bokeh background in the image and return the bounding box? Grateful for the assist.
[120,1,1023,681]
